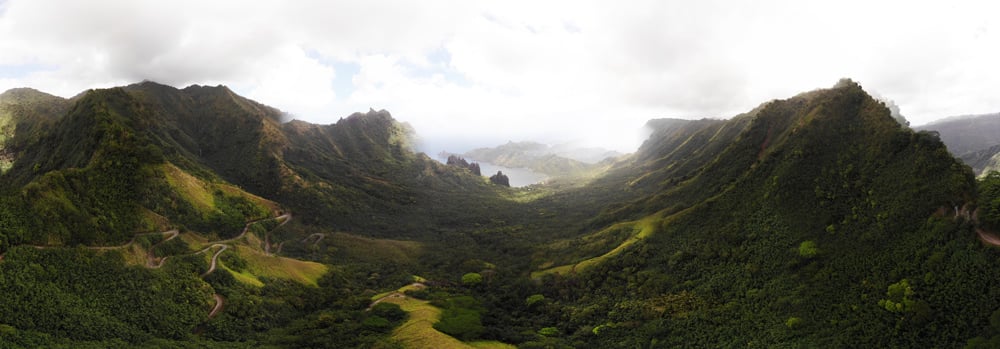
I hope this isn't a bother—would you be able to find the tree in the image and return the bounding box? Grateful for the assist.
[798,240,820,258]
[462,272,483,287]
[785,317,803,329]
[979,171,1000,230]
[371,302,406,322]
[526,294,546,307]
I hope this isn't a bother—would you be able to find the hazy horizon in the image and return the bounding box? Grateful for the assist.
[1,1,997,153]
[1,79,995,156]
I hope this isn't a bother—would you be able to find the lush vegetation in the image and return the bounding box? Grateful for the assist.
[978,172,1000,230]
[0,247,209,344]
[2,80,1000,348]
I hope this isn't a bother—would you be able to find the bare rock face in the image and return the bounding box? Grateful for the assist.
[489,171,510,187]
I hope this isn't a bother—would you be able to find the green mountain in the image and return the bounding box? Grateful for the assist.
[917,113,1000,156]
[0,88,71,173]
[0,82,524,348]
[521,79,993,348]
[0,79,998,348]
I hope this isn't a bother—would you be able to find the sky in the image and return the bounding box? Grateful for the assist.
[0,0,997,153]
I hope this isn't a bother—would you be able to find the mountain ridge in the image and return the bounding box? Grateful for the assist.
[916,112,1000,175]
[0,79,997,348]
[523,79,984,347]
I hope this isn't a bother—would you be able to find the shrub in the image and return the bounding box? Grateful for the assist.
[798,240,820,258]
[362,316,391,331]
[785,317,803,329]
[526,294,546,307]
[461,272,483,286]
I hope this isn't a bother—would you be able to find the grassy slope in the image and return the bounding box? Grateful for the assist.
[163,163,216,214]
[386,296,472,349]
[0,83,519,346]
[328,232,423,264]
[532,215,658,278]
[377,284,514,349]
[233,245,327,287]
[528,80,987,347]
[7,80,989,347]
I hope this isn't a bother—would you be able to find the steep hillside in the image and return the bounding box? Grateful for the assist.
[521,80,989,347]
[960,143,1000,175]
[0,87,279,247]
[125,82,521,236]
[917,113,1000,175]
[0,82,524,348]
[276,109,526,236]
[917,113,1000,156]
[2,82,521,238]
[0,88,70,173]
[0,81,530,246]
[1,80,998,348]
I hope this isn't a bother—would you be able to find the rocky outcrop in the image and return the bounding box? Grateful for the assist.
[446,155,481,176]
[462,141,611,178]
[489,171,510,187]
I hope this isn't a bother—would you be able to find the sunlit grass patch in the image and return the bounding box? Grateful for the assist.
[468,341,517,349]
[384,296,474,349]
[179,232,210,250]
[235,245,327,287]
[220,263,265,287]
[532,215,660,279]
[122,244,149,266]
[217,183,279,212]
[161,163,215,215]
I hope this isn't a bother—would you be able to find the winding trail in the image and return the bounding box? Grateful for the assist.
[978,228,1000,246]
[208,294,225,319]
[192,213,290,320]
[146,230,180,268]
[264,214,293,255]
[221,213,292,243]
[301,233,326,246]
[275,213,292,228]
[4,212,294,321]
[149,256,169,269]
[201,244,228,277]
[24,229,180,251]
[368,283,426,310]
[972,206,1000,247]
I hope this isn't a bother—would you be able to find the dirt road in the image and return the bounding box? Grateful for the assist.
[208,294,225,319]
[978,229,1000,246]
[201,244,228,277]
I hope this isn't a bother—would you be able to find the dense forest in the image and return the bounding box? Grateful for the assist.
[1,80,999,348]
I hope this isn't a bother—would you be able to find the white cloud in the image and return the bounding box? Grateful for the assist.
[242,45,337,119]
[1,0,998,152]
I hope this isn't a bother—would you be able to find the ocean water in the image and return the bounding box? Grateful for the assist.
[475,161,548,187]
[432,155,547,187]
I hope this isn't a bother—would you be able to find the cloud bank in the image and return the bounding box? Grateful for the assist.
[1,0,997,152]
